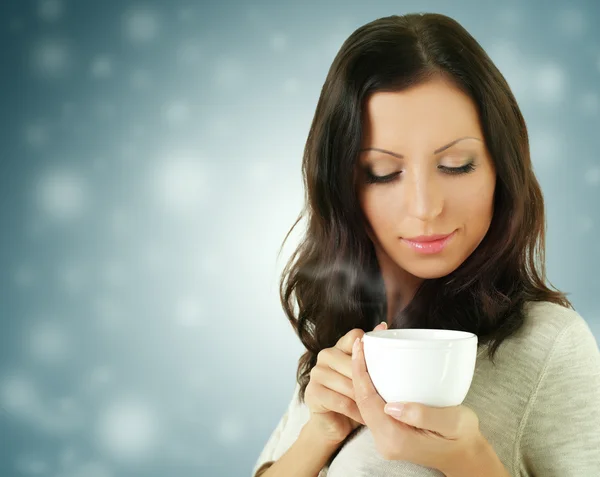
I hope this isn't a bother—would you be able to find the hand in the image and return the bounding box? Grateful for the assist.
[304,321,388,445]
[351,335,487,475]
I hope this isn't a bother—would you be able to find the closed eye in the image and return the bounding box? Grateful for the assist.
[438,162,476,175]
[364,161,476,184]
[365,171,400,184]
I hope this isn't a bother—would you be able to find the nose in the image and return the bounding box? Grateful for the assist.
[404,169,444,221]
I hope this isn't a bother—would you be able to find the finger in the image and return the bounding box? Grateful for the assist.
[335,328,365,355]
[351,336,389,430]
[372,321,388,332]
[311,365,356,401]
[312,383,366,425]
[317,347,354,380]
[384,402,472,439]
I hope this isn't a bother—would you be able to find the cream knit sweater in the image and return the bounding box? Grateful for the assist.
[252,301,600,476]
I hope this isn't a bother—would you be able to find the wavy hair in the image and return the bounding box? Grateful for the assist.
[277,12,571,404]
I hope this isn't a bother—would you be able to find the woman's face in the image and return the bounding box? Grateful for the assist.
[356,77,496,281]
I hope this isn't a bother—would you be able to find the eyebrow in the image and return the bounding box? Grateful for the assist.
[359,136,483,158]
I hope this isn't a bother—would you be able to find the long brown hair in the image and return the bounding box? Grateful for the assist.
[278,12,571,403]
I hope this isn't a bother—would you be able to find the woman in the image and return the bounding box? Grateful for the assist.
[253,12,600,477]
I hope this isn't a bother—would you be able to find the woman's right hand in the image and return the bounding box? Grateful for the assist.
[304,321,388,445]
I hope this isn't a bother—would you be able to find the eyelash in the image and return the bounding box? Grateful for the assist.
[365,162,476,184]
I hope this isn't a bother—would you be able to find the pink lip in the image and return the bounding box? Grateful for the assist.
[401,231,456,254]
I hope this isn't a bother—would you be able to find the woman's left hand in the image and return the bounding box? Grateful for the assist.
[351,336,488,475]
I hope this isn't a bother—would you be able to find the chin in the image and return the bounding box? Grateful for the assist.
[402,259,462,280]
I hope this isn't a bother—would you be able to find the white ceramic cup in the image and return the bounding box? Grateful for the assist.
[362,328,478,407]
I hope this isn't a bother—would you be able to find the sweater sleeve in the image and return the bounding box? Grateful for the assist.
[518,314,600,476]
[251,381,301,477]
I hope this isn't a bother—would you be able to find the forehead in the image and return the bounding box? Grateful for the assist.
[361,78,482,146]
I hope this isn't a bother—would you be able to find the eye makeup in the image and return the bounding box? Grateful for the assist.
[364,159,477,184]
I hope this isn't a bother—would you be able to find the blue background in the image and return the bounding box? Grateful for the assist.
[0,1,599,476]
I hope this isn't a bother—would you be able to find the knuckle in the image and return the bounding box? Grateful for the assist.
[354,388,372,407]
[456,410,476,434]
[347,328,365,341]
[376,430,402,460]
[304,388,313,405]
[316,348,330,364]
[337,396,352,413]
[390,428,406,447]
[305,384,322,409]
[376,442,395,460]
[452,415,463,435]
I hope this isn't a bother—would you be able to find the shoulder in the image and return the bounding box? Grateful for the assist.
[521,300,585,333]
[516,301,599,372]
[490,301,597,370]
[516,303,600,474]
[517,300,594,349]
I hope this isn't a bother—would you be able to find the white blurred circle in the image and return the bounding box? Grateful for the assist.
[93,297,125,331]
[247,160,275,183]
[213,57,245,89]
[269,33,287,52]
[90,56,113,79]
[93,101,117,120]
[578,92,598,115]
[207,116,231,138]
[576,215,593,234]
[177,7,196,22]
[152,154,208,215]
[24,122,49,148]
[123,7,160,43]
[584,166,600,185]
[101,260,127,288]
[95,398,159,462]
[41,396,84,434]
[533,63,566,104]
[486,40,529,100]
[176,40,203,66]
[108,208,129,237]
[162,100,190,125]
[557,8,586,36]
[129,69,153,90]
[64,461,113,477]
[529,129,563,167]
[9,18,24,32]
[28,321,70,363]
[14,264,36,288]
[216,415,246,444]
[58,445,79,468]
[175,296,205,327]
[38,0,63,22]
[15,453,48,474]
[0,374,41,415]
[30,38,71,78]
[35,169,88,221]
[496,7,521,28]
[89,366,113,388]
[57,261,87,295]
[197,252,222,276]
[283,78,301,95]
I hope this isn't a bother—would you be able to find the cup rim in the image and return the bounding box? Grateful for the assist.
[364,328,477,347]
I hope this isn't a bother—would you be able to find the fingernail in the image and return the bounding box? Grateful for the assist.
[380,321,388,329]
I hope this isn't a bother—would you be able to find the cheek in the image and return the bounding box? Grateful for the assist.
[445,175,495,225]
[362,192,401,232]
